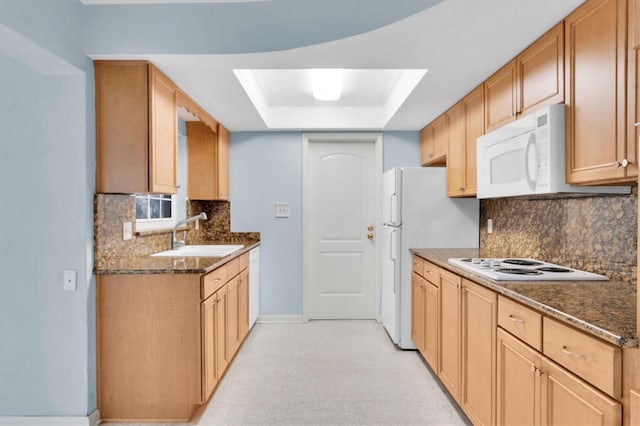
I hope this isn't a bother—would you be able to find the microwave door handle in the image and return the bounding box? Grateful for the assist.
[523,133,537,191]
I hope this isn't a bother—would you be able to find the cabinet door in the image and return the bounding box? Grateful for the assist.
[420,124,435,166]
[432,114,448,165]
[423,280,439,371]
[496,328,541,426]
[201,295,217,401]
[541,358,621,425]
[461,279,496,426]
[216,285,229,377]
[187,121,218,200]
[516,21,564,117]
[566,0,635,184]
[462,85,483,196]
[438,269,461,402]
[446,102,465,197]
[95,61,150,194]
[629,0,640,181]
[217,124,230,200]
[485,60,517,132]
[238,269,249,342]
[226,275,240,357]
[411,273,426,353]
[149,66,178,194]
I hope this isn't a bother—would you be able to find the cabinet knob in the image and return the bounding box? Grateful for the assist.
[621,159,629,167]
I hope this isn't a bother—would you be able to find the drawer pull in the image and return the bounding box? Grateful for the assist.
[213,278,221,282]
[509,314,525,324]
[561,346,585,358]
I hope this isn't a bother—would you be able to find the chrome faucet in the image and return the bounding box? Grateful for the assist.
[172,212,208,249]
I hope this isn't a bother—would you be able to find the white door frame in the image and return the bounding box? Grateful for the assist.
[302,132,383,321]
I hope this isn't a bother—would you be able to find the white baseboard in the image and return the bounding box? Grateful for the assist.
[0,409,100,426]
[256,315,305,323]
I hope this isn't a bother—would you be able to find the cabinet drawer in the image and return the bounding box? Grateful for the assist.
[226,257,240,279]
[202,265,227,299]
[239,252,249,271]
[498,296,542,351]
[543,317,621,398]
[422,261,439,286]
[412,257,424,276]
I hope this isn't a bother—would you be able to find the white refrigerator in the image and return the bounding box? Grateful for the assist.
[381,167,479,349]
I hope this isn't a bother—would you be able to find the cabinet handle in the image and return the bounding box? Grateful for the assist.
[613,159,630,168]
[635,122,640,127]
[213,278,221,282]
[561,345,585,358]
[508,314,525,324]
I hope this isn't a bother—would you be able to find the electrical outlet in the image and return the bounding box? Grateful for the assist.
[487,219,493,234]
[123,222,133,240]
[63,270,77,291]
[275,203,290,218]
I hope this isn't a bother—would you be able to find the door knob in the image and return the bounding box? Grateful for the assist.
[367,233,374,240]
[367,224,374,231]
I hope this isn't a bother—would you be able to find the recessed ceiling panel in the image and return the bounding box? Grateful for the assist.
[234,68,427,129]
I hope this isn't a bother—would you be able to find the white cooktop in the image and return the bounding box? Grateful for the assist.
[448,258,608,281]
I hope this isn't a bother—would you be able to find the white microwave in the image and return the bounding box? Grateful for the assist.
[476,104,630,199]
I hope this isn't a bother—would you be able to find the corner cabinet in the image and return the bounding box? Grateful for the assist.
[95,61,178,194]
[97,252,251,422]
[565,0,637,184]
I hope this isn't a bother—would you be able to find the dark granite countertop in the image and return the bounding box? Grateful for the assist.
[94,240,260,275]
[410,248,638,348]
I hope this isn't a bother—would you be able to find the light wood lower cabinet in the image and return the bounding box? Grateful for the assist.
[497,328,542,426]
[461,279,497,426]
[411,258,625,426]
[438,268,462,402]
[98,252,251,422]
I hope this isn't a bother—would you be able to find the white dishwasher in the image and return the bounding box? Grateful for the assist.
[249,247,260,329]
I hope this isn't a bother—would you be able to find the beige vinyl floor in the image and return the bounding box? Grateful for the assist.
[108,320,469,426]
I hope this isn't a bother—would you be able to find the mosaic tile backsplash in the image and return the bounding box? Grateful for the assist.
[479,187,638,282]
[94,194,259,270]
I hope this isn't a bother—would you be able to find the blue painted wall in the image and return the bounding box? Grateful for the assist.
[0,0,96,417]
[230,131,419,316]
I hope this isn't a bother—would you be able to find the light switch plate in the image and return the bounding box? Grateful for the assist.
[63,270,77,291]
[487,219,493,234]
[123,222,133,240]
[275,203,290,218]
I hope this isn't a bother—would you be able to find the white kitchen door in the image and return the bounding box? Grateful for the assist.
[302,133,381,319]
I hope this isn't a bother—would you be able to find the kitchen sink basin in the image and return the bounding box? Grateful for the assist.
[150,245,244,258]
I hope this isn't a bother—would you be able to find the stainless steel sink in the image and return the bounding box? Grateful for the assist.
[150,245,244,258]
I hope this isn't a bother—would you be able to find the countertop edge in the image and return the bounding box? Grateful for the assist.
[410,248,638,349]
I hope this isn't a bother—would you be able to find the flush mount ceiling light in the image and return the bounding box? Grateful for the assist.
[311,69,344,102]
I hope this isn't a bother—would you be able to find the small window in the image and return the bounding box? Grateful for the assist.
[135,194,177,232]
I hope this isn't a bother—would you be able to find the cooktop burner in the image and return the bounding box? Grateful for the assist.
[447,258,608,281]
[494,268,543,275]
[503,259,544,266]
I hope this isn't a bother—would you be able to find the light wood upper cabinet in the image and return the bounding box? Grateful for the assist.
[421,115,447,167]
[565,0,636,184]
[629,0,640,186]
[438,268,461,403]
[485,59,517,132]
[516,21,565,117]
[460,279,496,426]
[186,121,230,201]
[420,125,435,166]
[634,0,640,49]
[446,102,465,196]
[447,85,483,197]
[95,61,178,194]
[217,124,230,201]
